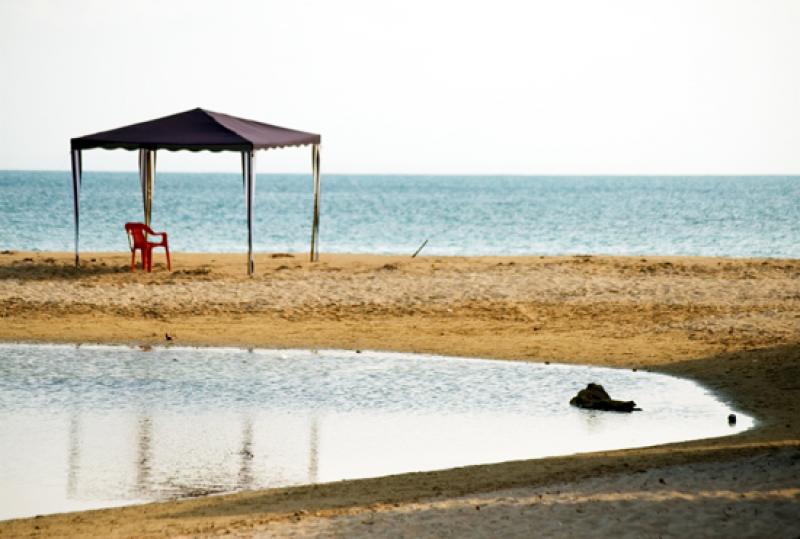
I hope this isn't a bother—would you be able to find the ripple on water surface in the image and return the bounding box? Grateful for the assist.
[0,344,752,521]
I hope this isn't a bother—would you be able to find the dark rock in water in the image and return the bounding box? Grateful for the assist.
[728,413,737,425]
[570,383,639,412]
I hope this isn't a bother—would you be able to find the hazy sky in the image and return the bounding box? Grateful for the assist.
[1,0,798,174]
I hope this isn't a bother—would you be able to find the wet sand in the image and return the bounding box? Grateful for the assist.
[0,251,798,537]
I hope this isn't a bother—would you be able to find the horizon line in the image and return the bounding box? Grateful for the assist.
[2,168,800,177]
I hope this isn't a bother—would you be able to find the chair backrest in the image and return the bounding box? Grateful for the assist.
[124,222,149,250]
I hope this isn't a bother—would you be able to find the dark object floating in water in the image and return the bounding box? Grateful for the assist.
[570,383,640,412]
[728,413,737,425]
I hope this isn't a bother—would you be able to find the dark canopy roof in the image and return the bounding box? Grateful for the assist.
[71,108,321,152]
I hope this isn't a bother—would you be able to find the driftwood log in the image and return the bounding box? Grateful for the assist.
[570,383,639,412]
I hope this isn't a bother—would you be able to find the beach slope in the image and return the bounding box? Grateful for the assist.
[0,251,798,537]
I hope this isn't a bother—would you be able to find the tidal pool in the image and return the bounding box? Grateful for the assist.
[0,343,752,521]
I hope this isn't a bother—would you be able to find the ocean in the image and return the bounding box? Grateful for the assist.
[1,171,798,258]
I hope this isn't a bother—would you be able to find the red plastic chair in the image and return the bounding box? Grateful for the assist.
[124,222,171,272]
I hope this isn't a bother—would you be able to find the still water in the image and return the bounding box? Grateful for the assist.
[0,344,752,520]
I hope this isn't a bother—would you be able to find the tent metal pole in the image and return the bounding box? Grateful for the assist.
[138,149,146,223]
[151,151,157,223]
[145,150,155,227]
[241,151,247,193]
[310,144,321,262]
[70,149,82,268]
[241,151,249,272]
[138,149,144,214]
[138,149,155,226]
[246,150,256,275]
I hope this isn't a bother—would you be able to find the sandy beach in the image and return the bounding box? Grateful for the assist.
[0,250,798,537]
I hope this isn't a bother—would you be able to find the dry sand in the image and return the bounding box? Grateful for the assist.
[0,250,798,537]
[248,449,800,539]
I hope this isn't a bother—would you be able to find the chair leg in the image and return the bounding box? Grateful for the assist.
[165,245,171,271]
[145,247,152,272]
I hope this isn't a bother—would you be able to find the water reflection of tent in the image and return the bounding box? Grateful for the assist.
[67,411,320,500]
[70,108,322,274]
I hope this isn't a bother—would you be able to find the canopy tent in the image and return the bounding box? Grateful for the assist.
[70,108,321,274]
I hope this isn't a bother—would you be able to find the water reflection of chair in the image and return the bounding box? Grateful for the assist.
[236,415,320,488]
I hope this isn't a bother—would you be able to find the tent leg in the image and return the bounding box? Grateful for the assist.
[70,149,82,268]
[241,151,247,193]
[138,150,145,222]
[149,151,156,226]
[145,150,155,226]
[309,144,321,262]
[139,149,156,226]
[241,151,249,273]
[245,150,256,275]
